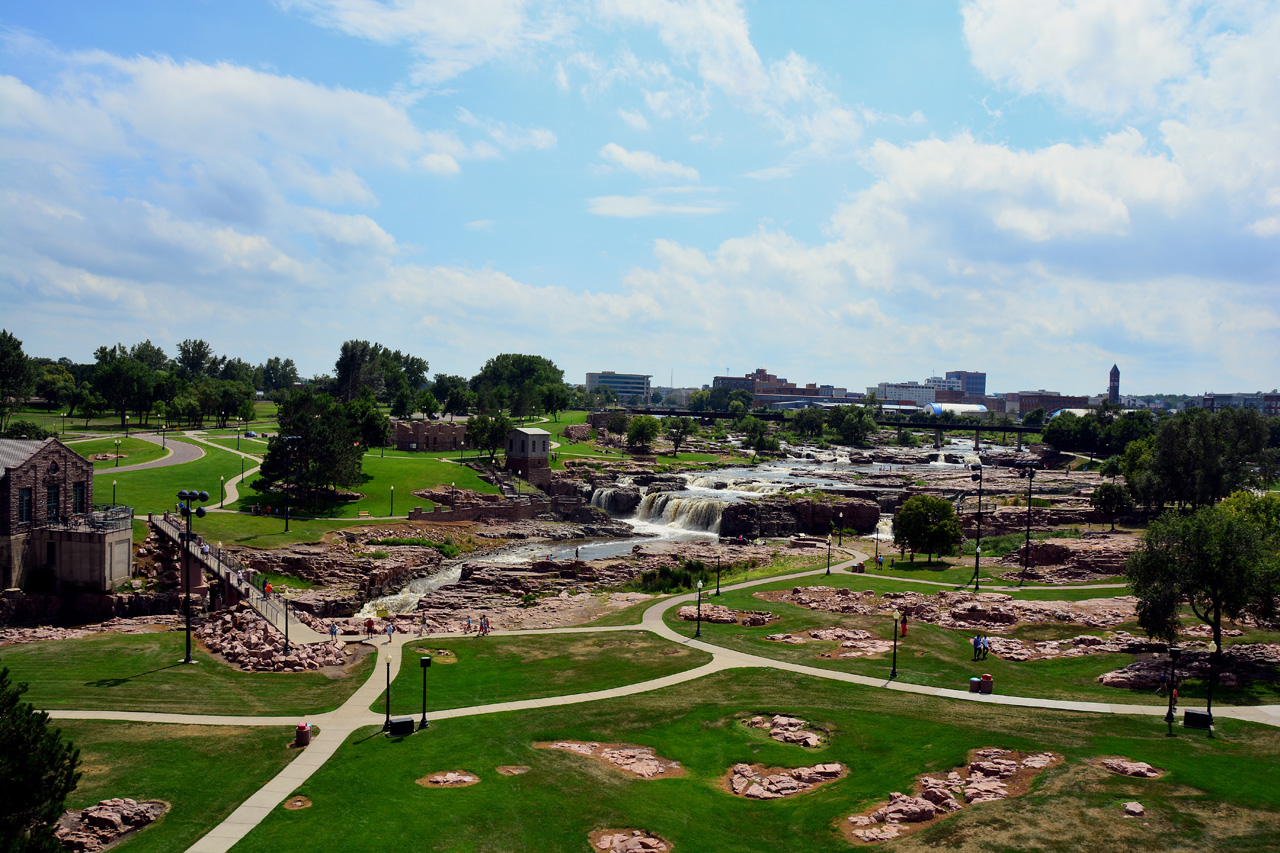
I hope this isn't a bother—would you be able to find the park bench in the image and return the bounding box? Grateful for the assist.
[357,510,370,518]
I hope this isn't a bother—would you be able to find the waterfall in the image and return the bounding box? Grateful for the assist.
[873,515,894,542]
[634,492,725,533]
[356,564,462,617]
[590,488,620,511]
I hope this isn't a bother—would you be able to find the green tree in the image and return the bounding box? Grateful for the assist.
[650,390,664,405]
[259,356,299,392]
[0,668,82,852]
[627,414,661,450]
[542,384,570,422]
[417,390,440,420]
[1090,481,1133,531]
[664,416,697,456]
[256,387,364,511]
[687,389,712,412]
[0,330,37,429]
[469,354,563,417]
[836,405,876,445]
[128,339,168,371]
[1022,407,1046,428]
[175,338,215,379]
[35,364,75,413]
[1125,504,1279,713]
[793,408,825,437]
[467,411,512,464]
[893,495,963,562]
[606,410,630,437]
[334,340,385,402]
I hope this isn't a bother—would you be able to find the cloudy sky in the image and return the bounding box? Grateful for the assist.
[2,0,1277,396]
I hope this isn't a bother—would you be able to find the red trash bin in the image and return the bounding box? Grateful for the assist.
[979,674,994,695]
[295,722,312,746]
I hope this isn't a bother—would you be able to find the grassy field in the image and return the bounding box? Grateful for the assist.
[182,513,377,548]
[67,435,170,469]
[661,575,1279,707]
[2,631,375,715]
[374,633,714,715]
[230,454,500,520]
[234,667,1280,853]
[58,721,299,853]
[91,438,244,515]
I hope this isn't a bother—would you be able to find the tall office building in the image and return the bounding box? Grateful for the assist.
[946,370,987,397]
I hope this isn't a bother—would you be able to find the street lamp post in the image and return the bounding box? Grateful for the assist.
[383,655,392,731]
[220,475,225,508]
[390,485,395,518]
[1165,646,1182,736]
[970,462,984,591]
[694,580,703,638]
[283,435,301,533]
[1016,462,1039,586]
[837,511,843,546]
[419,654,432,730]
[451,482,456,508]
[112,480,117,507]
[825,534,832,575]
[236,420,241,451]
[890,608,901,679]
[715,558,721,596]
[124,415,129,437]
[114,439,121,467]
[178,488,209,665]
[160,425,166,448]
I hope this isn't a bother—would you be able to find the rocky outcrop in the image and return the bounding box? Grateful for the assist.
[1097,643,1280,690]
[592,829,671,852]
[676,604,772,626]
[719,497,880,539]
[1101,758,1163,778]
[744,714,825,747]
[727,762,844,798]
[198,605,346,672]
[540,742,682,778]
[56,798,167,852]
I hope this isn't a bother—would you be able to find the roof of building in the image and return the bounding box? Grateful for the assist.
[0,438,52,474]
[510,427,550,437]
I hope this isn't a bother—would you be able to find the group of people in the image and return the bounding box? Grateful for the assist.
[465,615,492,636]
[971,634,991,660]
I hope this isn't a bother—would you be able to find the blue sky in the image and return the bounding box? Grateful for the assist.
[2,0,1277,396]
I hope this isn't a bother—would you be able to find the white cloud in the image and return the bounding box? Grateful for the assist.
[598,143,698,181]
[279,0,574,87]
[465,219,495,231]
[962,0,1197,117]
[617,108,650,130]
[586,195,723,217]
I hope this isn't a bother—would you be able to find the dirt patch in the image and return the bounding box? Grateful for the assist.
[589,828,672,851]
[283,796,312,810]
[496,765,530,776]
[843,748,1062,844]
[416,770,480,788]
[411,648,458,664]
[535,741,685,779]
[722,762,845,798]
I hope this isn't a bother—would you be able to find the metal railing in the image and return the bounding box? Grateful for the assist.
[153,513,293,634]
[32,504,133,534]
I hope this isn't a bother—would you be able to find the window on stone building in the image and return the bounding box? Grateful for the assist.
[18,488,32,523]
[73,482,87,514]
[47,484,60,522]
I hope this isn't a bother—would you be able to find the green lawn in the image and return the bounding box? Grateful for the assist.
[374,633,714,715]
[231,454,500,519]
[234,668,1280,853]
[58,721,298,853]
[205,436,269,457]
[92,438,245,515]
[67,436,170,469]
[184,513,377,548]
[663,575,1278,707]
[2,631,375,715]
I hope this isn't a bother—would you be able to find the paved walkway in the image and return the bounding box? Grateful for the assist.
[41,558,1280,853]
[105,433,205,473]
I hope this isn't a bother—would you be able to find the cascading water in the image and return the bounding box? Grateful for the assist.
[356,564,462,617]
[873,515,894,541]
[634,492,725,533]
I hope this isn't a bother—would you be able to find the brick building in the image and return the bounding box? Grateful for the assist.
[0,438,133,592]
[392,419,467,452]
[714,368,847,407]
[504,427,551,491]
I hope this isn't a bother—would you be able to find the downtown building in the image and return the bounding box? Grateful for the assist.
[586,371,652,402]
[713,368,848,408]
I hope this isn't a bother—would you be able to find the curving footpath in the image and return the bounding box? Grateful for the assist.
[43,556,1280,853]
[100,432,205,473]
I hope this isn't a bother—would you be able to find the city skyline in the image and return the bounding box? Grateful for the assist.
[2,1,1277,395]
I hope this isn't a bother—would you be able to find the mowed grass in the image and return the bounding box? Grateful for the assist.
[374,632,714,715]
[57,720,298,853]
[91,438,243,515]
[183,512,376,549]
[664,574,1278,707]
[236,668,1280,853]
[2,631,375,715]
[68,436,170,469]
[231,454,500,519]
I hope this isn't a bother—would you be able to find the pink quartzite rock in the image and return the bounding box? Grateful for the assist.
[1101,759,1162,778]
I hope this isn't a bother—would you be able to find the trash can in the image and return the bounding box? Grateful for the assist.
[969,677,980,693]
[294,723,312,747]
[979,674,994,695]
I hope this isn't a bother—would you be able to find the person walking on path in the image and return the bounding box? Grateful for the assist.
[980,636,990,660]
[365,617,375,640]
[466,616,472,634]
[264,581,273,598]
[329,623,338,643]
[386,622,394,643]
[900,613,908,637]
[972,635,981,661]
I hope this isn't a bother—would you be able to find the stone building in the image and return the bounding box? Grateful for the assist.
[504,427,551,491]
[392,419,467,452]
[0,438,133,592]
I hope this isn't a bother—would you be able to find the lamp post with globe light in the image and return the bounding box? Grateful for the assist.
[694,580,704,638]
[890,608,902,679]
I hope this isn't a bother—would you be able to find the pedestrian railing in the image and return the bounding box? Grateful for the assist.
[152,513,298,638]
